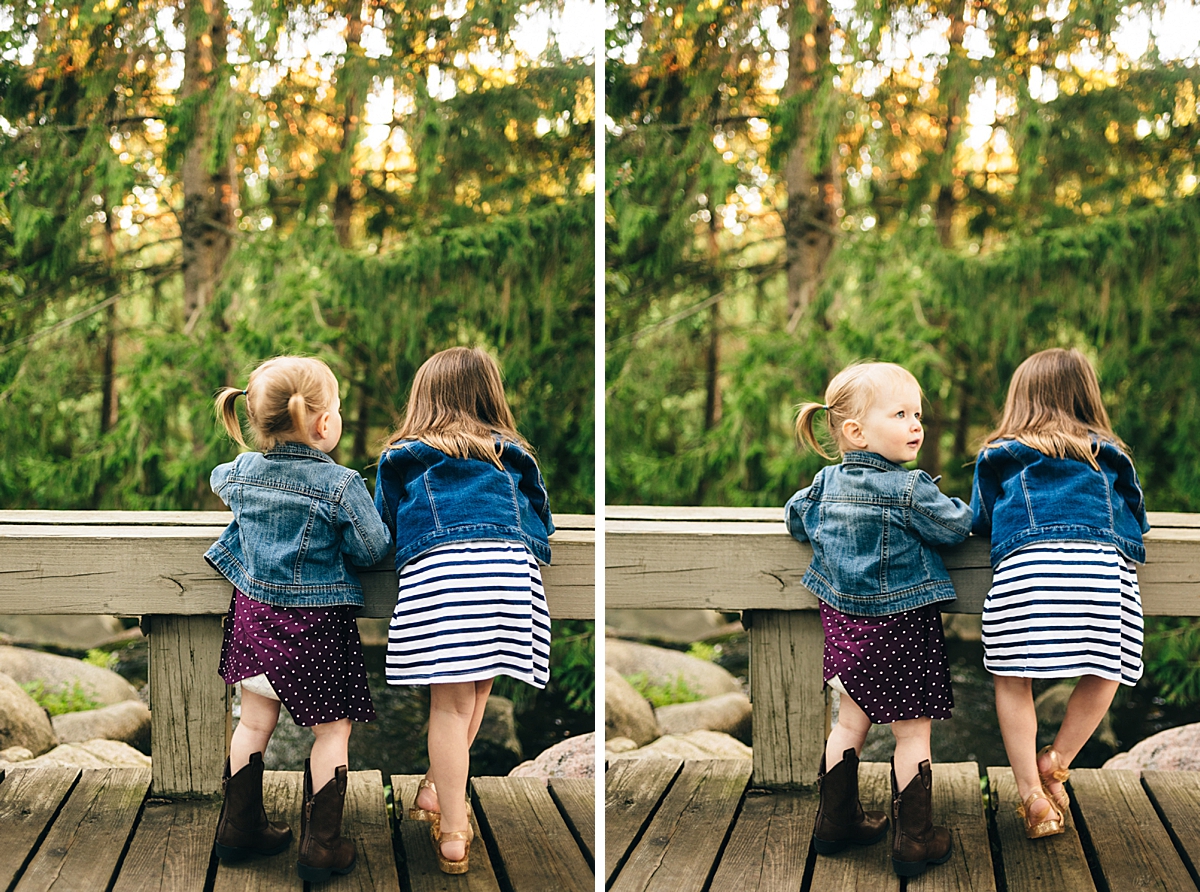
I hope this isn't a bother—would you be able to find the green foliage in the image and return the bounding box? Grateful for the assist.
[492,620,594,715]
[20,680,101,716]
[83,648,120,672]
[686,641,718,662]
[623,671,704,708]
[1143,619,1200,707]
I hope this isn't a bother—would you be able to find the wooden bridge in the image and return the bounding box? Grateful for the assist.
[606,507,1200,891]
[0,510,596,891]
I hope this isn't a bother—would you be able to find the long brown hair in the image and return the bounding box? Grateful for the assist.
[795,362,921,459]
[982,347,1126,469]
[385,347,530,468]
[215,356,339,450]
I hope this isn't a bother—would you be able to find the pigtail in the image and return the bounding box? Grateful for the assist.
[795,401,838,460]
[215,387,248,448]
[287,393,310,441]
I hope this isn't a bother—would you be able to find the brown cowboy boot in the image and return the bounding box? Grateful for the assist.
[214,752,292,862]
[296,760,357,883]
[812,747,889,854]
[891,759,952,877]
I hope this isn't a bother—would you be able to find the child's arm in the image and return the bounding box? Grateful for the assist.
[209,459,236,504]
[373,452,398,539]
[908,471,972,545]
[1110,446,1152,534]
[970,451,999,538]
[509,445,555,537]
[338,471,393,567]
[783,487,812,543]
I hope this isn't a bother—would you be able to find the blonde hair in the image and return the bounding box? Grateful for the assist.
[982,347,1125,470]
[215,356,339,450]
[795,362,922,460]
[384,346,531,468]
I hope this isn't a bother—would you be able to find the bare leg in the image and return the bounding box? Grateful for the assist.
[993,675,1055,823]
[825,694,872,769]
[891,717,932,789]
[417,678,494,817]
[310,718,352,790]
[1038,675,1121,805]
[428,682,478,862]
[230,690,281,773]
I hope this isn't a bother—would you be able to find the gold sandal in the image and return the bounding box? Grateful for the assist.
[1037,746,1071,812]
[408,776,441,824]
[1017,788,1065,839]
[431,822,473,874]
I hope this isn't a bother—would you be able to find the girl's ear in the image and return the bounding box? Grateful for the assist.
[314,410,331,439]
[842,418,867,450]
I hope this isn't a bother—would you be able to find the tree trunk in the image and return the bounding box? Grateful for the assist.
[782,0,837,328]
[333,1,367,248]
[181,0,234,334]
[933,0,969,247]
[100,214,118,434]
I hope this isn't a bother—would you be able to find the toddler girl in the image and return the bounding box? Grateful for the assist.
[784,361,971,878]
[375,346,554,875]
[972,347,1149,839]
[205,356,392,882]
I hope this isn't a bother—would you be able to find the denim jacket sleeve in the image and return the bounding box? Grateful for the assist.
[907,470,972,546]
[374,452,397,539]
[970,452,998,537]
[1106,445,1151,534]
[336,471,392,567]
[210,459,235,501]
[783,486,812,543]
[507,444,555,537]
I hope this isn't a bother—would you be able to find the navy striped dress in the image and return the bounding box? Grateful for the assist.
[385,540,551,688]
[982,542,1144,685]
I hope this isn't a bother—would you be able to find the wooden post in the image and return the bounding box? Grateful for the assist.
[147,615,230,797]
[747,609,829,788]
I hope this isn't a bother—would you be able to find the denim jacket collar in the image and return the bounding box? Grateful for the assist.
[264,441,336,463]
[841,451,907,473]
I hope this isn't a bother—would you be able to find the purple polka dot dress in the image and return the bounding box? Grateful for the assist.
[820,601,954,724]
[219,589,376,727]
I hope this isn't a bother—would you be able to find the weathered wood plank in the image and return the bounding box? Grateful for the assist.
[111,798,221,892]
[472,776,593,892]
[609,758,751,892]
[323,770,401,892]
[808,761,897,892]
[606,520,1194,615]
[707,786,817,891]
[1070,768,1195,891]
[212,770,303,892]
[1142,770,1200,884]
[392,774,502,892]
[603,757,683,883]
[910,762,995,892]
[548,777,595,866]
[148,614,230,797]
[0,766,80,891]
[0,524,594,619]
[13,767,150,892]
[748,609,828,787]
[987,767,1095,892]
[0,510,594,529]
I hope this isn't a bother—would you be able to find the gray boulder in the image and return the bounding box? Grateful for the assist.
[1105,723,1200,771]
[509,732,595,779]
[52,700,151,754]
[606,638,741,699]
[0,672,57,755]
[605,609,735,644]
[605,666,660,746]
[656,692,752,744]
[0,616,124,650]
[0,646,139,707]
[4,739,150,771]
[474,695,522,762]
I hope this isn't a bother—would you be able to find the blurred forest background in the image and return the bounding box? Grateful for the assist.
[606,0,1200,703]
[0,0,595,740]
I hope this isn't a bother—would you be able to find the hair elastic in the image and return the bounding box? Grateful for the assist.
[240,390,248,397]
[822,404,830,410]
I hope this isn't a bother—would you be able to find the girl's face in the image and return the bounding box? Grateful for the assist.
[844,381,924,464]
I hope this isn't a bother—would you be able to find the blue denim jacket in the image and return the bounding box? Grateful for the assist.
[204,442,393,607]
[784,451,973,616]
[971,438,1150,567]
[374,439,554,571]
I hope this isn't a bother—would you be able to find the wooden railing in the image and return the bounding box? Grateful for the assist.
[607,506,1200,787]
[0,511,595,798]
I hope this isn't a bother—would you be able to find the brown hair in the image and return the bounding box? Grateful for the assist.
[384,347,530,468]
[982,347,1125,470]
[795,362,922,459]
[215,356,339,450]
